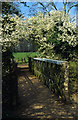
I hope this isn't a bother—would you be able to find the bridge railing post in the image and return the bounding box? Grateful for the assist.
[62,62,70,102]
[28,57,32,72]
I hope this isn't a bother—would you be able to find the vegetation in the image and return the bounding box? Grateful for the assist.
[1,1,78,106]
[29,57,78,103]
[69,61,78,101]
[2,3,20,115]
[29,57,68,101]
[13,52,41,64]
[1,7,77,75]
[22,11,77,60]
[1,2,24,77]
[2,2,22,16]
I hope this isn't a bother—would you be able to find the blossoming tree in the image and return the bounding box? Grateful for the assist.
[1,15,25,51]
[1,10,78,76]
[23,11,77,60]
[1,14,25,76]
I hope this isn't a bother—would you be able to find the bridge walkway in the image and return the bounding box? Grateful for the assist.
[16,64,78,120]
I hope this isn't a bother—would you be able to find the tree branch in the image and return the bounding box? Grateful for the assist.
[50,2,58,10]
[67,4,78,14]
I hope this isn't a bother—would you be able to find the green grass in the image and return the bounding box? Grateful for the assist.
[13,52,41,64]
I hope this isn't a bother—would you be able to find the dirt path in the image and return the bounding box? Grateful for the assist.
[16,64,78,119]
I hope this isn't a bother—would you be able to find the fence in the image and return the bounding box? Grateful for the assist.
[29,57,78,103]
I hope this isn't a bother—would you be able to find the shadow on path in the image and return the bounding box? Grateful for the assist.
[14,64,78,120]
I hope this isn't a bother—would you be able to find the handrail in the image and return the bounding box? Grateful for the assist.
[33,58,68,65]
[29,57,78,103]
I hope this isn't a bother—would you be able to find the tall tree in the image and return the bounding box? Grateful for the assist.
[1,2,23,76]
[2,2,22,16]
[22,11,77,60]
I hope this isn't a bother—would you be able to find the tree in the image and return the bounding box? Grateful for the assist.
[1,13,25,76]
[2,2,22,16]
[23,11,77,60]
[1,15,25,51]
[1,2,25,76]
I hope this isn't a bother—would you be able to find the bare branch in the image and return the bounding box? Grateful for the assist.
[50,2,58,10]
[67,4,78,14]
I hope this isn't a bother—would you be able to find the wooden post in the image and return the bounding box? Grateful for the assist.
[28,57,31,72]
[62,62,70,102]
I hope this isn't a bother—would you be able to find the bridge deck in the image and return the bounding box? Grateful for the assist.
[16,64,78,119]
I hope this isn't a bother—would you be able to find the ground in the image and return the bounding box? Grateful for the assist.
[12,64,78,120]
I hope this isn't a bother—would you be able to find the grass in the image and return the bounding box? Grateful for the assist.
[13,52,41,64]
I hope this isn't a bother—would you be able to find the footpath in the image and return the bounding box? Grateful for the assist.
[15,64,78,120]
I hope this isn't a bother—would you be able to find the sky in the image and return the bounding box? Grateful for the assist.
[15,1,77,26]
[17,2,77,18]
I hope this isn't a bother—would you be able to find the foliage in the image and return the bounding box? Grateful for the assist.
[69,61,78,96]
[23,11,77,60]
[1,2,24,51]
[2,49,16,77]
[1,14,25,52]
[29,57,78,103]
[1,7,77,77]
[1,14,25,76]
[2,2,22,16]
[1,10,77,61]
[2,3,19,109]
